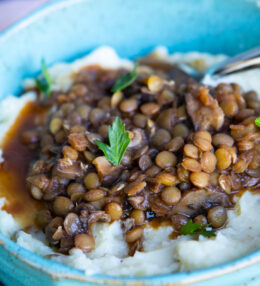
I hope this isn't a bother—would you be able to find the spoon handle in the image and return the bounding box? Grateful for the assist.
[208,47,260,77]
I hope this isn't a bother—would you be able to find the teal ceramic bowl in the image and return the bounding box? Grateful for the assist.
[1,0,260,285]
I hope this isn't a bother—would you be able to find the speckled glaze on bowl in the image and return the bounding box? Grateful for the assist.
[0,0,260,285]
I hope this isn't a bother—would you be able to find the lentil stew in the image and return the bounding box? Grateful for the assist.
[8,58,260,255]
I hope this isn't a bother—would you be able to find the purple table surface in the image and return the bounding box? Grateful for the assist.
[0,0,50,32]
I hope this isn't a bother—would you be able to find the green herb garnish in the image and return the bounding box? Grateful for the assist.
[111,62,138,93]
[36,59,52,97]
[180,219,216,237]
[96,117,131,166]
[255,117,260,127]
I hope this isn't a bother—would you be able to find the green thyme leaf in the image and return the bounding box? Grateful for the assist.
[180,219,201,235]
[36,59,52,97]
[180,219,216,238]
[196,227,216,238]
[111,62,138,93]
[96,117,131,166]
[255,117,260,127]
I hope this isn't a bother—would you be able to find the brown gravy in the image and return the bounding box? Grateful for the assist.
[0,101,46,227]
[148,217,172,229]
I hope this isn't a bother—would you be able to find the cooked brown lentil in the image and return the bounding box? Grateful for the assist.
[140,102,160,115]
[190,172,210,188]
[184,144,199,159]
[53,196,74,216]
[130,209,145,225]
[74,233,95,253]
[17,57,259,255]
[200,151,217,173]
[171,214,189,231]
[212,133,234,147]
[161,186,181,205]
[194,131,213,151]
[165,136,184,152]
[182,158,201,172]
[84,189,105,202]
[120,98,138,113]
[194,214,208,226]
[207,206,227,228]
[62,146,78,160]
[84,172,100,189]
[155,151,177,169]
[105,202,123,221]
[126,226,144,243]
[147,75,164,93]
[215,148,232,170]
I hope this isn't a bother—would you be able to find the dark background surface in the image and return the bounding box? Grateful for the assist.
[0,2,50,285]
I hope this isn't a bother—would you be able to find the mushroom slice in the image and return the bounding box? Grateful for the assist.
[64,213,82,236]
[45,217,64,245]
[88,211,111,225]
[27,174,49,190]
[171,188,231,217]
[149,195,172,216]
[54,159,84,180]
[128,196,145,209]
[92,156,122,184]
[128,128,147,149]
[186,91,224,131]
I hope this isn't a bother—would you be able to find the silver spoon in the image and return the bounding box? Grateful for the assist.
[178,47,260,81]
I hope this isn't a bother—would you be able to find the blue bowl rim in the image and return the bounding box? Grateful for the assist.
[1,0,260,283]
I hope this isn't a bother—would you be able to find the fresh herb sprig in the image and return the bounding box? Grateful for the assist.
[180,219,216,237]
[255,117,260,127]
[96,117,131,166]
[36,59,52,97]
[111,62,138,93]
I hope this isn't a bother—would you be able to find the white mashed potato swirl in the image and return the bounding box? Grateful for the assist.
[0,46,260,276]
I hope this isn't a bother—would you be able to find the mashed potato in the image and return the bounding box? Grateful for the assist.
[0,47,260,276]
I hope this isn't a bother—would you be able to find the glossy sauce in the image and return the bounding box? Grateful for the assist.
[0,101,47,227]
[148,218,179,240]
[148,217,172,229]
